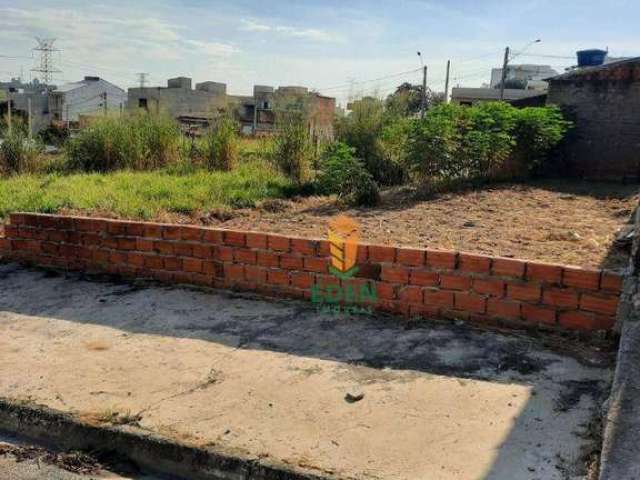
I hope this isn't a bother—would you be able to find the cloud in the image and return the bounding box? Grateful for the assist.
[239,18,341,43]
[185,40,238,58]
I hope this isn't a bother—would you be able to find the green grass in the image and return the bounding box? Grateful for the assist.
[0,160,293,220]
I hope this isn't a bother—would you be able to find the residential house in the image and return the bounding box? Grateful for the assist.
[49,76,126,124]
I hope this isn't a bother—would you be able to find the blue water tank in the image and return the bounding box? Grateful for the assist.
[576,49,607,67]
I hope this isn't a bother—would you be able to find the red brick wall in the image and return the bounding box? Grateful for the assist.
[1,213,623,333]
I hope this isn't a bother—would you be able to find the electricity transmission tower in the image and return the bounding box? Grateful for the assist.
[32,37,61,84]
[137,73,149,88]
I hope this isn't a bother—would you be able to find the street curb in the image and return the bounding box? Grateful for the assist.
[0,398,329,480]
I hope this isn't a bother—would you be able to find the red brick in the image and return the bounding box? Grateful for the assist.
[473,278,505,297]
[396,248,425,266]
[317,240,330,257]
[426,249,457,270]
[291,238,316,256]
[409,304,440,318]
[41,242,59,255]
[381,265,409,283]
[224,231,246,247]
[487,298,521,319]
[75,218,105,233]
[102,237,119,249]
[8,213,27,225]
[246,232,268,249]
[600,272,623,293]
[375,282,396,300]
[92,249,110,264]
[267,235,290,252]
[216,246,234,262]
[455,292,486,313]
[4,225,18,238]
[542,288,579,309]
[143,255,164,270]
[163,257,182,271]
[162,225,181,240]
[257,250,280,268]
[109,251,127,264]
[580,293,619,316]
[399,286,423,304]
[558,311,604,331]
[125,223,144,237]
[421,289,452,308]
[174,242,193,257]
[107,222,127,235]
[267,269,289,286]
[183,258,203,273]
[224,263,245,281]
[280,254,303,270]
[507,283,541,302]
[522,304,556,325]
[136,238,154,252]
[127,252,145,267]
[48,230,66,242]
[410,270,439,287]
[144,224,163,238]
[180,226,201,241]
[440,274,471,291]
[459,253,491,274]
[368,245,395,263]
[492,257,526,278]
[245,265,267,284]
[563,267,600,290]
[304,257,328,273]
[203,260,222,277]
[190,244,212,259]
[117,238,137,251]
[526,262,562,284]
[291,271,314,289]
[203,229,223,244]
[234,248,257,264]
[154,241,174,255]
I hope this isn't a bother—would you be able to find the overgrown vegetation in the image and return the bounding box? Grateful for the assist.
[201,116,239,171]
[316,142,380,206]
[65,113,183,172]
[405,103,570,188]
[0,161,292,219]
[0,120,42,175]
[271,112,315,185]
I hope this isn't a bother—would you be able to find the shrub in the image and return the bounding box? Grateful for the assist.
[317,142,380,206]
[203,116,239,171]
[0,122,42,175]
[272,113,315,185]
[335,97,406,185]
[405,102,570,186]
[66,112,182,172]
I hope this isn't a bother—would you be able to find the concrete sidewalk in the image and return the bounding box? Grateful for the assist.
[0,263,612,479]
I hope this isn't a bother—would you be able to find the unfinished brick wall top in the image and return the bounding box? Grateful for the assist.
[1,213,623,333]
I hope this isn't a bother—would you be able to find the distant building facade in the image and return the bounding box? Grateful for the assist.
[49,76,126,123]
[546,57,640,180]
[128,77,336,141]
[490,64,558,90]
[450,87,546,106]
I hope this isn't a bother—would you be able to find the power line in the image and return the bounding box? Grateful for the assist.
[317,68,422,92]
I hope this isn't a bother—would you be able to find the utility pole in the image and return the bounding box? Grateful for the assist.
[7,97,11,134]
[444,60,451,104]
[27,98,32,140]
[420,65,427,119]
[499,46,510,101]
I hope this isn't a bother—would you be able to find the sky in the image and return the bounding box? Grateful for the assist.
[0,0,638,105]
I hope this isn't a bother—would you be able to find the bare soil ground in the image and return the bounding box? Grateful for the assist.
[61,180,637,271]
[206,180,638,271]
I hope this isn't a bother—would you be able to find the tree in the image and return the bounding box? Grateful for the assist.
[385,83,445,118]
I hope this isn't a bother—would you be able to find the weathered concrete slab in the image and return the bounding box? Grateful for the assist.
[0,263,612,480]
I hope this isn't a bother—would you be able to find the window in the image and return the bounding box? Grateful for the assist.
[139,98,148,110]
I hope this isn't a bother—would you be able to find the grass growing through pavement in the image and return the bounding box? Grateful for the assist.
[0,160,293,220]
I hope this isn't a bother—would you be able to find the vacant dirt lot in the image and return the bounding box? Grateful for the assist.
[209,181,638,271]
